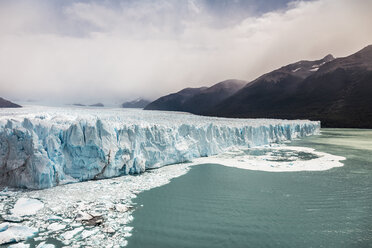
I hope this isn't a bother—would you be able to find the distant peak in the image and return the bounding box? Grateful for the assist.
[178,87,207,94]
[215,79,246,87]
[323,54,335,62]
[357,44,372,54]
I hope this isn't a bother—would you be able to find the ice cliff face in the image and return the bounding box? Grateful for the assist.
[0,106,320,189]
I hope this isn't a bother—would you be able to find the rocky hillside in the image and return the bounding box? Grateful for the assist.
[0,97,21,108]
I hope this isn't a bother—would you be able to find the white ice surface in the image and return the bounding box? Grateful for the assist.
[0,162,191,247]
[0,105,320,189]
[61,227,84,241]
[11,198,44,216]
[0,223,37,245]
[47,223,65,232]
[193,145,345,171]
[36,242,55,248]
[8,243,30,248]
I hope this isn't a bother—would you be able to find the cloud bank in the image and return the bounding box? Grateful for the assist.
[0,0,371,104]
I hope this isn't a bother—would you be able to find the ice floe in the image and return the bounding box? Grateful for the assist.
[11,198,44,217]
[8,243,30,248]
[0,223,37,245]
[0,162,191,247]
[36,242,55,248]
[193,145,346,172]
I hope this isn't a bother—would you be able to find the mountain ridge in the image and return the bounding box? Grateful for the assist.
[122,98,151,108]
[146,45,372,128]
[145,79,246,113]
[206,45,372,128]
[0,97,21,108]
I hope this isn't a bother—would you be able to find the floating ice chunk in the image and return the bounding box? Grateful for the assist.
[0,222,37,245]
[8,243,30,248]
[102,226,115,234]
[0,223,8,232]
[75,211,94,221]
[11,198,44,216]
[2,215,23,223]
[61,227,84,240]
[36,242,55,248]
[115,204,129,212]
[0,188,16,197]
[45,215,63,221]
[193,146,345,172]
[123,226,133,232]
[47,223,66,232]
[70,222,82,227]
[81,228,99,239]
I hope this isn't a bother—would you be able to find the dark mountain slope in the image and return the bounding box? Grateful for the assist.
[145,87,207,111]
[0,97,21,108]
[182,79,246,114]
[122,99,150,108]
[89,103,104,107]
[145,80,246,113]
[206,45,372,128]
[205,55,335,116]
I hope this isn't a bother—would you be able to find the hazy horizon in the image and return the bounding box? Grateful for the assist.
[1,0,371,105]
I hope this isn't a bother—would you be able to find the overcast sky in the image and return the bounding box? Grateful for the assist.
[0,0,371,105]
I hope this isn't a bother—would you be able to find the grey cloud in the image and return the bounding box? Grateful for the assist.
[0,0,371,105]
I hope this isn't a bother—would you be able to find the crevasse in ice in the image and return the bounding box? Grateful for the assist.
[0,106,320,189]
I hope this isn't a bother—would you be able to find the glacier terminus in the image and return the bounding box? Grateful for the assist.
[0,106,320,189]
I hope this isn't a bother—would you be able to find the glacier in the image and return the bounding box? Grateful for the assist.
[0,105,320,189]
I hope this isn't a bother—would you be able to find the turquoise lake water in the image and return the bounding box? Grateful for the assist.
[127,129,372,248]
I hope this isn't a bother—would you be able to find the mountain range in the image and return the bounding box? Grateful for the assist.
[122,98,151,108]
[145,80,246,114]
[145,45,372,128]
[0,97,21,108]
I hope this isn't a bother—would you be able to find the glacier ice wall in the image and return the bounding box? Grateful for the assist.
[0,106,320,189]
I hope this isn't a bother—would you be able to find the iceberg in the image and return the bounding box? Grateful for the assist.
[192,146,345,172]
[0,106,320,189]
[8,243,30,248]
[36,242,55,248]
[11,198,44,216]
[0,222,38,245]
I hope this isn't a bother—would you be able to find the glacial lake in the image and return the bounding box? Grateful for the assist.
[127,129,372,248]
[1,129,371,247]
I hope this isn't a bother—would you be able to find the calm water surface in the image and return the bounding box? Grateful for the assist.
[127,129,372,248]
